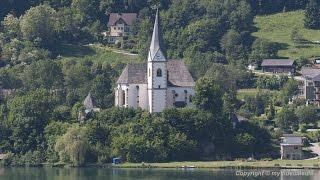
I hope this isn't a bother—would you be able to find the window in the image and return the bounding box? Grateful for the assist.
[189,95,193,103]
[184,90,188,103]
[149,68,151,77]
[136,86,139,105]
[157,69,162,77]
[114,27,116,30]
[158,85,161,89]
[172,90,176,104]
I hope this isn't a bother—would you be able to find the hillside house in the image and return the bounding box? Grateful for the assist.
[106,13,137,44]
[280,134,305,160]
[261,59,295,74]
[300,67,320,105]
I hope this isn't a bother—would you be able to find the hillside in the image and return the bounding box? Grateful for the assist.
[55,44,140,64]
[252,10,320,59]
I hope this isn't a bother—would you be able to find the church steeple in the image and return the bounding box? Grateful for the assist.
[148,9,165,62]
[147,9,167,113]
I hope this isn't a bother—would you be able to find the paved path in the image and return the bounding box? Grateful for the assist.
[86,44,138,56]
[309,143,320,158]
[111,49,138,56]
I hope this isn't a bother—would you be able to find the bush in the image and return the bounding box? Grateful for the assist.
[300,124,307,133]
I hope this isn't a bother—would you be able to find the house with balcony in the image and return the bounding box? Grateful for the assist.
[261,59,295,74]
[300,67,320,105]
[106,13,137,44]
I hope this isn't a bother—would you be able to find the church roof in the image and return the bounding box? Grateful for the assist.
[167,60,195,87]
[116,60,195,87]
[84,92,94,110]
[116,63,147,84]
[148,9,163,61]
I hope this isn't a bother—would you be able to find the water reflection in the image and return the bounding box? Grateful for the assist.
[0,167,318,180]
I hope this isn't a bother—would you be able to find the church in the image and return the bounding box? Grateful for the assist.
[115,11,195,113]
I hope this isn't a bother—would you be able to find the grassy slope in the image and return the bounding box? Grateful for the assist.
[56,44,140,64]
[237,88,277,100]
[252,10,320,59]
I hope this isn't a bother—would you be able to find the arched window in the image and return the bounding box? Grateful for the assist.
[136,86,139,105]
[157,68,162,77]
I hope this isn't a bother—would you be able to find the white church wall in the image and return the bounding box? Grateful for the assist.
[116,84,129,107]
[115,87,118,106]
[151,90,167,112]
[134,83,148,110]
[167,87,195,107]
[116,84,149,110]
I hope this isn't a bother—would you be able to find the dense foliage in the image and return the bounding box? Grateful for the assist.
[304,0,320,29]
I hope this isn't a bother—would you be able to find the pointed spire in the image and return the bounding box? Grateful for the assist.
[84,92,94,110]
[149,9,161,61]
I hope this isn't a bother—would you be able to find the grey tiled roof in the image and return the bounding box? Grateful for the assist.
[261,59,294,66]
[301,67,320,78]
[167,60,195,87]
[107,13,137,26]
[116,63,147,84]
[116,60,195,87]
[312,74,320,81]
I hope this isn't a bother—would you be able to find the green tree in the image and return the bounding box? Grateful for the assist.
[193,77,223,114]
[7,89,54,153]
[23,60,63,90]
[266,102,275,120]
[233,121,271,156]
[55,124,89,166]
[295,106,318,124]
[234,133,256,155]
[1,14,21,39]
[249,38,279,66]
[280,79,299,103]
[276,106,298,130]
[90,74,112,109]
[304,0,320,29]
[55,7,80,41]
[220,30,247,65]
[44,121,70,163]
[20,4,57,47]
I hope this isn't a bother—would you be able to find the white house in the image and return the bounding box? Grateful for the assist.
[106,13,137,44]
[114,10,195,113]
[280,134,305,160]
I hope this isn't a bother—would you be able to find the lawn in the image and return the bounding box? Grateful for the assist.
[55,44,140,64]
[237,88,277,100]
[252,10,320,59]
[115,159,320,169]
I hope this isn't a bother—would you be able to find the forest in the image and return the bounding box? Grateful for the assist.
[0,0,320,166]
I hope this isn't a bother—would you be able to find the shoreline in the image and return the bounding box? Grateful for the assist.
[3,160,319,169]
[112,160,320,169]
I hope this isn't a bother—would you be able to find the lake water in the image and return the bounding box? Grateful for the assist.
[0,167,319,180]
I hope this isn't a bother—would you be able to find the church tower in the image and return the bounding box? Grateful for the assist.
[147,10,167,113]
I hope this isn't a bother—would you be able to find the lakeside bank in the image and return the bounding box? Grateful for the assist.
[3,159,318,169]
[113,160,320,169]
